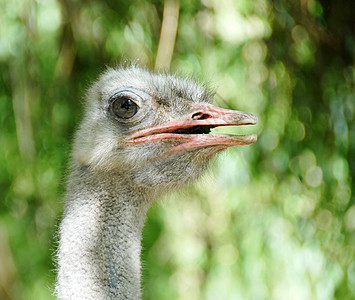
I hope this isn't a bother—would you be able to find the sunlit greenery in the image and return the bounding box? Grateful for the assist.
[0,0,354,299]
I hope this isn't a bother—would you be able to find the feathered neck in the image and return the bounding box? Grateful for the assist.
[56,165,153,299]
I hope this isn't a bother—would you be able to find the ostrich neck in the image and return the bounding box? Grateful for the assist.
[56,166,153,300]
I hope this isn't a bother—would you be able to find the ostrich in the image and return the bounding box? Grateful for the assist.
[56,65,257,299]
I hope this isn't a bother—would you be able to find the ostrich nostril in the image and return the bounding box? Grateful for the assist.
[192,112,211,120]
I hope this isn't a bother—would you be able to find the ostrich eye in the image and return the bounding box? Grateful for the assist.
[111,96,139,119]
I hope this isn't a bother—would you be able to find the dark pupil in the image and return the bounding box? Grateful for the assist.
[112,97,138,119]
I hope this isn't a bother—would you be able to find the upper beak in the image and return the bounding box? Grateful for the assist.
[127,103,258,151]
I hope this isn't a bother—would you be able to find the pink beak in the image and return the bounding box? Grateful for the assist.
[127,103,257,152]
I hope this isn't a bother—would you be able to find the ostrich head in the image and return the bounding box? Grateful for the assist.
[72,65,257,194]
[57,65,258,300]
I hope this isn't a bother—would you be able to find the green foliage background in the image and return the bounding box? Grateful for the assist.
[0,0,354,299]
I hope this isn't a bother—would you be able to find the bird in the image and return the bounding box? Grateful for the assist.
[55,64,257,299]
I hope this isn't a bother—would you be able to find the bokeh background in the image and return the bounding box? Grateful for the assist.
[0,0,354,299]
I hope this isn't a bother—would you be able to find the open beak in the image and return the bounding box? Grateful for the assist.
[127,103,257,152]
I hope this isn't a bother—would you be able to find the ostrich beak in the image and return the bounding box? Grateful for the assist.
[127,103,257,151]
